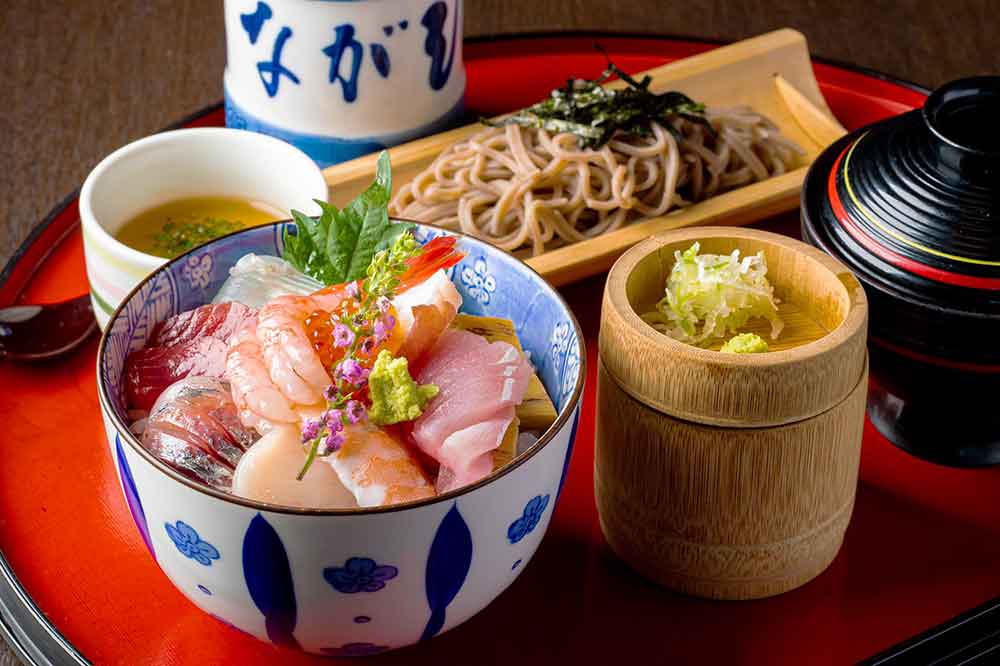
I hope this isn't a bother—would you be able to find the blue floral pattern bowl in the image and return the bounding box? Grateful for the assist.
[97,221,584,655]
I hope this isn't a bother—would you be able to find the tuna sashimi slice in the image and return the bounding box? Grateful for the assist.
[411,329,531,453]
[150,302,256,347]
[141,377,258,491]
[435,408,514,493]
[126,336,230,411]
[410,329,531,491]
[125,302,257,410]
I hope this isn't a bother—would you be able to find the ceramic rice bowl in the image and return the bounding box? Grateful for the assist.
[96,222,585,655]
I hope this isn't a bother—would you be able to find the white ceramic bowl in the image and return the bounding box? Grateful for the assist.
[223,0,465,167]
[80,128,328,329]
[96,223,585,656]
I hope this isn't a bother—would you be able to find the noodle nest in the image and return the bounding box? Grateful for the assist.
[390,108,803,257]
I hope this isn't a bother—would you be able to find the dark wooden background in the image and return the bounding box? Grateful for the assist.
[1,0,997,663]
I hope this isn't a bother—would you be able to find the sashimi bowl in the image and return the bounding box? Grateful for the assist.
[96,221,585,655]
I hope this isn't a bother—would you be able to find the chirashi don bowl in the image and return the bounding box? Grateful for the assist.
[96,222,585,656]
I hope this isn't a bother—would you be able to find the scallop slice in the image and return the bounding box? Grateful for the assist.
[232,425,357,509]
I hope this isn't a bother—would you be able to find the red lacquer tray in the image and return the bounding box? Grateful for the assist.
[3,35,997,666]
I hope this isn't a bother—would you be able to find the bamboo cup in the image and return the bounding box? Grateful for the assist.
[596,227,868,600]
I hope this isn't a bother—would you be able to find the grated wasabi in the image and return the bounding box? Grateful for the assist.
[720,332,769,354]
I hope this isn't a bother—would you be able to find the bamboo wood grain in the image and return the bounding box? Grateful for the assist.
[600,227,868,427]
[775,74,848,149]
[322,29,847,287]
[594,357,867,600]
[452,313,558,432]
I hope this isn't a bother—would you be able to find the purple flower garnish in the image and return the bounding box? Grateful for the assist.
[300,417,321,443]
[359,336,376,355]
[323,408,344,430]
[345,400,366,425]
[337,358,370,387]
[332,322,354,348]
[376,296,391,314]
[345,282,361,300]
[323,429,345,454]
[373,313,396,344]
[323,384,337,401]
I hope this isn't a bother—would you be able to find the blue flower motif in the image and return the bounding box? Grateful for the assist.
[165,520,220,566]
[460,257,496,305]
[323,557,398,593]
[507,494,550,544]
[181,253,213,291]
[412,226,440,244]
[560,341,580,407]
[551,321,571,356]
[321,642,389,657]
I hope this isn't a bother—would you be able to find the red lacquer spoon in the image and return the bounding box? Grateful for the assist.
[0,294,98,361]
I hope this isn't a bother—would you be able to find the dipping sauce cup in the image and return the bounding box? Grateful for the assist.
[80,127,328,328]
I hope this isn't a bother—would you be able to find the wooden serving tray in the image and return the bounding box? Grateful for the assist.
[322,29,846,286]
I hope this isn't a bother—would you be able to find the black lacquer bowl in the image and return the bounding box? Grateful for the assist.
[802,77,1000,467]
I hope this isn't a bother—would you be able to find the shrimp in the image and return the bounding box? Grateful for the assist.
[322,425,435,507]
[256,295,332,406]
[226,236,464,433]
[311,236,464,301]
[226,319,300,432]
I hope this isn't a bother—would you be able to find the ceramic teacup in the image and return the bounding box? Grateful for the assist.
[223,0,465,167]
[79,127,328,329]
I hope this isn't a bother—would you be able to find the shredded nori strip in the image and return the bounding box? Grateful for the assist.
[484,60,709,149]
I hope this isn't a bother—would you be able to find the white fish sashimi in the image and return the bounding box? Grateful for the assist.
[213,254,323,309]
[393,270,462,335]
[392,269,462,363]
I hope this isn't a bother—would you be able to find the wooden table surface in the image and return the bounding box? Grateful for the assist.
[1,0,997,663]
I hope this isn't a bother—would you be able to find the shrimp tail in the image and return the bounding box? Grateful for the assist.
[311,236,464,299]
[398,237,464,293]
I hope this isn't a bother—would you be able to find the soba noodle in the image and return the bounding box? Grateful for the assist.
[389,107,804,257]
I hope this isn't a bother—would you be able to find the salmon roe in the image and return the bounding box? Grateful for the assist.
[304,309,338,368]
[303,303,406,371]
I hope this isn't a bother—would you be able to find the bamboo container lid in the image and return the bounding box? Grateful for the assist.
[600,227,868,427]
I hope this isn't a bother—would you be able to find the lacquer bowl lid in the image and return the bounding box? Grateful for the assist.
[802,77,1000,365]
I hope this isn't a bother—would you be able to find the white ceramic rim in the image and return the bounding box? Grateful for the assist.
[96,220,587,516]
[78,127,329,268]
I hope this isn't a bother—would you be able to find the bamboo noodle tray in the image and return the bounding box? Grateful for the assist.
[322,29,847,287]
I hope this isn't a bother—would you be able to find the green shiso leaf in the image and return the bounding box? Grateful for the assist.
[283,151,414,285]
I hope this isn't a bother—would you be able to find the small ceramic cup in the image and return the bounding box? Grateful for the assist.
[79,128,328,329]
[223,0,465,167]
